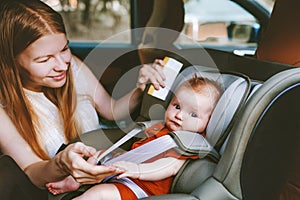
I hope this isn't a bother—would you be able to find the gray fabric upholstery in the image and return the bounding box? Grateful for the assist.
[208,67,300,199]
[171,158,217,194]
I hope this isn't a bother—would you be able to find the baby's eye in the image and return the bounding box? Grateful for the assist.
[174,104,180,109]
[190,113,198,118]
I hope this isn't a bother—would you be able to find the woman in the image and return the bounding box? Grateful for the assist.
[0,0,165,199]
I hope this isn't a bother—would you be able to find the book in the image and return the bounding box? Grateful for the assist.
[147,57,183,101]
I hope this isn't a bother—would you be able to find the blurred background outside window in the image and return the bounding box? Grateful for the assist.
[43,0,274,45]
[176,0,274,47]
[43,0,131,42]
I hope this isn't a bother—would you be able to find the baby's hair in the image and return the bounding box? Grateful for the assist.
[181,74,223,107]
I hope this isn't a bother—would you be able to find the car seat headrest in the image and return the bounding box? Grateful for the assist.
[170,66,251,148]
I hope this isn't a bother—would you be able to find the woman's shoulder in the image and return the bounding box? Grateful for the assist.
[70,55,91,95]
[70,55,91,77]
[70,55,82,72]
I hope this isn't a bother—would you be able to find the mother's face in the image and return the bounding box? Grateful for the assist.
[16,33,71,92]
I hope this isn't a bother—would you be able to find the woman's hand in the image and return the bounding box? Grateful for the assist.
[136,59,166,91]
[56,142,118,185]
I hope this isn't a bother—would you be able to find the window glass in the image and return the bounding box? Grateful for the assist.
[177,0,260,48]
[43,0,131,43]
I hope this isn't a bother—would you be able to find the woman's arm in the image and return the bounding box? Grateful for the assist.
[72,56,165,121]
[0,107,66,187]
[0,108,117,188]
[112,157,185,181]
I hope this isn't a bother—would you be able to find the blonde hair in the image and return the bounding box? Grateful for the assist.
[0,0,81,159]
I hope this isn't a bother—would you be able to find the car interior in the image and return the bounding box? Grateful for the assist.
[74,0,299,199]
[51,51,300,200]
[2,0,300,199]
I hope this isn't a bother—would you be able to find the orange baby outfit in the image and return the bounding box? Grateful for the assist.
[115,122,199,199]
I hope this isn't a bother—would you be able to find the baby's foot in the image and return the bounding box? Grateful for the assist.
[46,176,80,195]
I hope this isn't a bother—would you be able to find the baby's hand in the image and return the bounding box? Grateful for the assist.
[111,161,140,179]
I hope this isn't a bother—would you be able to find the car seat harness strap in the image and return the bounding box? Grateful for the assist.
[100,128,219,199]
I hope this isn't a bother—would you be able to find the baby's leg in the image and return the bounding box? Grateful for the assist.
[46,175,80,195]
[73,183,121,200]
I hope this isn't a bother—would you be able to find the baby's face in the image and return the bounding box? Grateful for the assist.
[164,86,214,133]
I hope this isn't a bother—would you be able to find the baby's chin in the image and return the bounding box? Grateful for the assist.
[167,124,201,133]
[166,124,182,132]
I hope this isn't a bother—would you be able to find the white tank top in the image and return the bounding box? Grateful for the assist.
[24,58,100,158]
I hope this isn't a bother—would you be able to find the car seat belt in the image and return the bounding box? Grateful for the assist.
[103,134,178,165]
[95,126,143,164]
[102,130,220,166]
[96,120,162,164]
[100,130,218,199]
[101,134,178,199]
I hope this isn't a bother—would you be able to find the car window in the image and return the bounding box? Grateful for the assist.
[176,0,261,50]
[42,0,274,52]
[42,0,131,43]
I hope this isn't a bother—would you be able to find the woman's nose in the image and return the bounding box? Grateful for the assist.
[54,55,68,71]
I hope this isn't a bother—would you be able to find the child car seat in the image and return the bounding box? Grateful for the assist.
[144,67,300,200]
[139,65,252,195]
